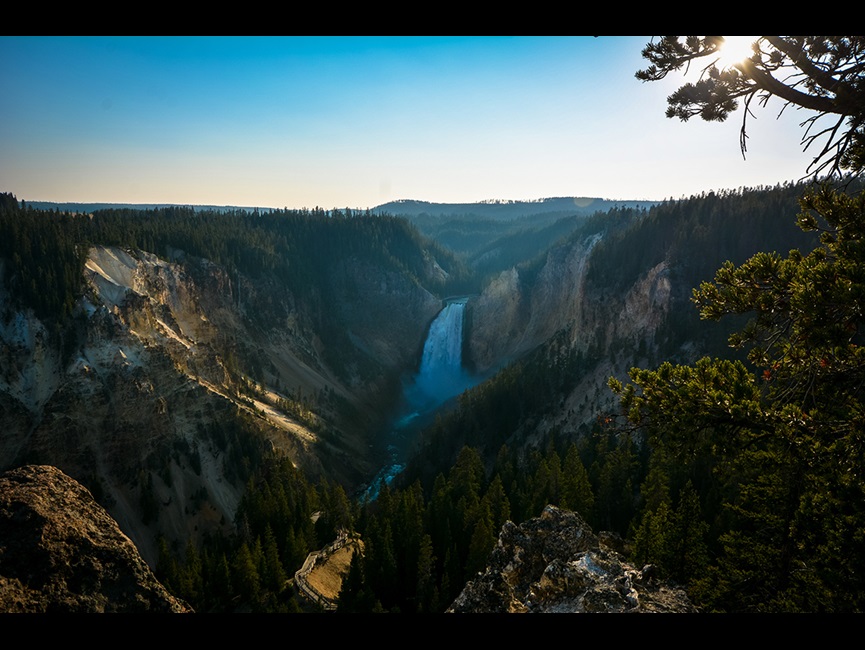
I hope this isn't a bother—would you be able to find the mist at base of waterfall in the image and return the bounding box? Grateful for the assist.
[402,299,477,418]
[361,300,479,501]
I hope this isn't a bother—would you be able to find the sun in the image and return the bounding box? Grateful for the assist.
[715,36,759,71]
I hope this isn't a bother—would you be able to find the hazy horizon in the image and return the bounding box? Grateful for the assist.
[2,36,818,210]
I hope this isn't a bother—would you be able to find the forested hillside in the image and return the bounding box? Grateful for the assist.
[0,195,474,575]
[338,181,864,612]
[0,201,473,340]
[4,178,864,612]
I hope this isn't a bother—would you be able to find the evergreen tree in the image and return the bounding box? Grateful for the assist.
[637,36,865,178]
[611,186,865,610]
[465,507,495,579]
[631,454,674,572]
[262,525,287,594]
[561,443,594,519]
[667,481,709,584]
[231,542,261,606]
[632,499,673,573]
[337,550,378,613]
[482,474,511,533]
[415,534,437,613]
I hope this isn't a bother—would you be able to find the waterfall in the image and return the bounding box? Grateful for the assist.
[417,302,466,403]
[412,300,470,408]
[363,298,474,501]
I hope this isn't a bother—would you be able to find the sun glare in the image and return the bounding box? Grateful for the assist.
[715,36,759,71]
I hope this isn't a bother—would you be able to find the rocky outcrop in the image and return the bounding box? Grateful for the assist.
[463,227,679,448]
[0,465,190,613]
[447,505,696,613]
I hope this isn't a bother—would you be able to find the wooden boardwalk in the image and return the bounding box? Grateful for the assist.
[293,530,361,611]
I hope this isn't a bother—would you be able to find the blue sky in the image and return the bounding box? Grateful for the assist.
[1,36,817,209]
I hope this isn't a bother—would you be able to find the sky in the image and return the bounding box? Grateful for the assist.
[0,36,821,209]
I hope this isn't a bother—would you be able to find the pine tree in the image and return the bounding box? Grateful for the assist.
[262,525,287,593]
[667,481,709,584]
[632,500,673,572]
[231,542,261,606]
[611,186,865,610]
[561,442,594,519]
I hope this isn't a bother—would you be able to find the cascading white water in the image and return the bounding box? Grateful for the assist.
[412,300,471,407]
[363,298,474,501]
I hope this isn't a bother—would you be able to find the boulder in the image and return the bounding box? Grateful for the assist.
[0,465,190,613]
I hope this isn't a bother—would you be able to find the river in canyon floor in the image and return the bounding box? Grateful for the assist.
[361,299,480,501]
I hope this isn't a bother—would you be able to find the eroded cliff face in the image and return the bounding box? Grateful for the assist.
[465,232,676,439]
[464,267,525,373]
[0,244,442,565]
[327,256,442,375]
[467,234,607,374]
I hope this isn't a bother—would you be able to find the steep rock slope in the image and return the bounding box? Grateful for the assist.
[465,230,673,440]
[0,465,190,613]
[0,243,442,565]
[467,233,606,373]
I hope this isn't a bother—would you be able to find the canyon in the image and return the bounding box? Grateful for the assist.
[0,185,822,611]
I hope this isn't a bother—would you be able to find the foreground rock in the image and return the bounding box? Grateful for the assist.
[448,505,696,613]
[0,465,190,613]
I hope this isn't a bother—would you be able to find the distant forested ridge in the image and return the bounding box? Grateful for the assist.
[0,196,473,335]
[375,196,657,221]
[22,200,280,214]
[378,197,658,281]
